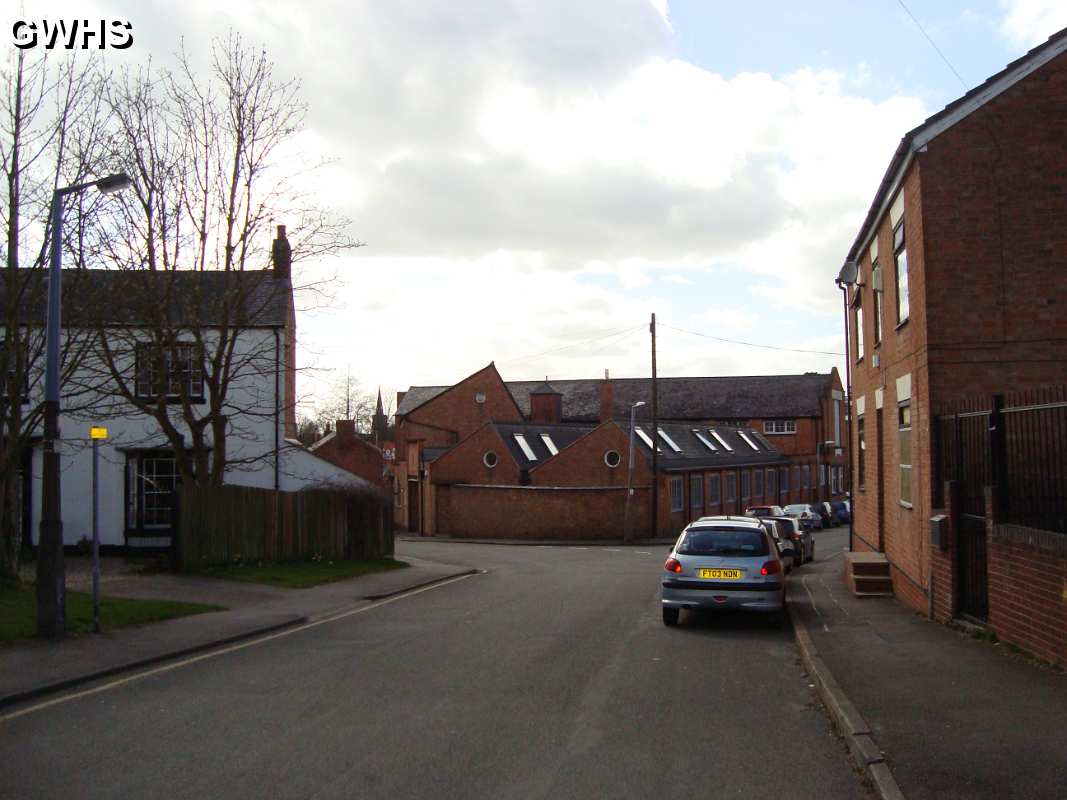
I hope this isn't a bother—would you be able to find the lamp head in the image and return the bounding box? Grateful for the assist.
[96,172,131,195]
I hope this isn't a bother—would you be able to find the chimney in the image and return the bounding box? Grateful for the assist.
[272,224,291,279]
[336,419,356,440]
[599,377,614,423]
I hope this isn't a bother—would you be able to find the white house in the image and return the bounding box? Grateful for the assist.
[13,226,365,551]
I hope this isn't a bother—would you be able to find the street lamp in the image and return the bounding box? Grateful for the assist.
[37,172,131,638]
[835,260,858,553]
[623,400,646,543]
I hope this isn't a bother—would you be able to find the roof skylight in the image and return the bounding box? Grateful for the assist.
[709,429,734,452]
[513,433,537,461]
[692,429,718,452]
[539,433,558,456]
[738,431,760,451]
[657,428,682,453]
[634,426,661,452]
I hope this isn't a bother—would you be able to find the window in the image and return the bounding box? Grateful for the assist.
[802,465,810,490]
[126,452,179,532]
[779,466,789,493]
[767,468,776,497]
[857,416,866,490]
[708,474,721,505]
[513,434,537,461]
[483,451,498,468]
[692,429,718,452]
[726,472,737,503]
[634,427,660,452]
[741,470,750,500]
[657,428,682,453]
[894,220,909,324]
[670,477,684,512]
[899,401,912,505]
[709,430,733,451]
[754,468,764,498]
[690,475,703,509]
[764,420,796,435]
[855,299,864,361]
[872,258,883,344]
[737,431,760,451]
[539,433,558,456]
[604,450,621,468]
[135,342,204,400]
[792,466,799,493]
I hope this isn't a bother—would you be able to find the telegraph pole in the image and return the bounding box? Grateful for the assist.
[650,313,658,539]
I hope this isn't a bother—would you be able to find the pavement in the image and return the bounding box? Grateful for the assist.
[789,526,1067,800]
[0,551,477,710]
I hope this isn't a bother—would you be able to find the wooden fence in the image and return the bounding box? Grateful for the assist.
[176,484,393,569]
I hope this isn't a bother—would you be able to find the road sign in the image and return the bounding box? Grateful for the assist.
[90,426,108,440]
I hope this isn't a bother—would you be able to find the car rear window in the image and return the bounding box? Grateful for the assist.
[678,527,770,557]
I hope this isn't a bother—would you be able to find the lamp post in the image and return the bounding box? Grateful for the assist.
[623,400,646,543]
[815,439,835,505]
[835,260,858,553]
[37,172,131,638]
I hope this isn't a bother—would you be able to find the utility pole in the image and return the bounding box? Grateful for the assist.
[650,312,658,539]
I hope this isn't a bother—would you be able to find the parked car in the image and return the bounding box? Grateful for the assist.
[769,515,813,565]
[745,505,785,518]
[815,501,834,528]
[829,500,850,524]
[758,517,796,573]
[783,503,821,531]
[662,516,786,626]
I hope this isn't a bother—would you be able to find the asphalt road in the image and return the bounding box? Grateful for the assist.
[1,531,868,799]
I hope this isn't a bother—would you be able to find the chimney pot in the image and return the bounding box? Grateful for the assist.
[272,224,292,279]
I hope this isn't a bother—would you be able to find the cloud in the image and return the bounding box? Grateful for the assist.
[998,0,1067,48]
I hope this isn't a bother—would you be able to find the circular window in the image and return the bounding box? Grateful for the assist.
[483,451,498,468]
[604,450,622,468]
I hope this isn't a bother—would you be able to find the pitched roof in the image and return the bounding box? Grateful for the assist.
[626,422,788,472]
[845,26,1067,264]
[0,268,291,327]
[492,421,597,468]
[529,381,562,396]
[397,373,834,421]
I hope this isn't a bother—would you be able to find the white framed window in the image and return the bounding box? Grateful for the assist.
[709,430,733,452]
[764,420,796,435]
[539,433,558,456]
[634,427,660,452]
[513,434,537,461]
[894,220,910,324]
[604,450,621,468]
[657,427,682,453]
[670,477,684,512]
[737,431,760,451]
[692,429,718,452]
[483,451,498,468]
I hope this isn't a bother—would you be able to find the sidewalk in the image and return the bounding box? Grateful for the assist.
[789,542,1067,800]
[0,553,476,710]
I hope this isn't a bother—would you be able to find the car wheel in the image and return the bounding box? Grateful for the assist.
[810,542,815,562]
[662,607,680,627]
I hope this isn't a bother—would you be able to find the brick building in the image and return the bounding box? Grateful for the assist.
[841,29,1067,663]
[308,420,386,486]
[393,364,846,537]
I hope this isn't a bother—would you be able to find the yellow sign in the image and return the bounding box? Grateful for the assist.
[89,427,108,440]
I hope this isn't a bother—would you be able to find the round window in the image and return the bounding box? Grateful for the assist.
[483,451,498,468]
[604,450,622,468]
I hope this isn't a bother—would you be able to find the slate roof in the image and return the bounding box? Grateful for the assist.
[0,268,291,327]
[397,373,833,421]
[625,422,788,472]
[845,26,1067,263]
[492,422,596,468]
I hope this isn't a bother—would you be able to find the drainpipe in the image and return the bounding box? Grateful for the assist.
[836,262,858,552]
[273,328,280,492]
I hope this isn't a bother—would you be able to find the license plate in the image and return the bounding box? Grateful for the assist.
[697,568,743,580]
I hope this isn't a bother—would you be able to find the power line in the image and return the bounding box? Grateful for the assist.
[496,324,645,368]
[658,322,844,356]
[896,0,969,91]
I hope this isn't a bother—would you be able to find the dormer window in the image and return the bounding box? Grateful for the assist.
[513,434,537,461]
[657,428,682,453]
[692,429,718,452]
[709,430,733,452]
[737,431,760,451]
[539,433,558,456]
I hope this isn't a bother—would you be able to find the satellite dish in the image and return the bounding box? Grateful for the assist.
[836,260,859,285]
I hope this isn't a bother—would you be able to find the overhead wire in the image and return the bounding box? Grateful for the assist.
[895,0,969,90]
[496,324,645,369]
[657,321,844,357]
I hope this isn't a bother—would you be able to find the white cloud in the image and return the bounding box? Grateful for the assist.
[998,0,1067,48]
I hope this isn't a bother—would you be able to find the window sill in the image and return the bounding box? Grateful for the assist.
[899,500,913,509]
[135,396,206,405]
[895,318,909,332]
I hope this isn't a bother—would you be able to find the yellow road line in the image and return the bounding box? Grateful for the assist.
[1,572,479,724]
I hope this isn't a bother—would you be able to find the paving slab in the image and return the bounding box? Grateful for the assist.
[0,554,475,709]
[789,534,1067,800]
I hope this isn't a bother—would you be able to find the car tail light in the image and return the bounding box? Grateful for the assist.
[760,560,782,576]
[664,557,683,573]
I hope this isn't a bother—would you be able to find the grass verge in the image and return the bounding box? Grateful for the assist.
[0,583,224,644]
[196,558,409,589]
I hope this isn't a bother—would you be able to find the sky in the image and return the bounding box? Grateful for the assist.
[20,0,1067,416]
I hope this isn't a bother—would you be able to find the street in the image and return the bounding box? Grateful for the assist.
[1,530,868,799]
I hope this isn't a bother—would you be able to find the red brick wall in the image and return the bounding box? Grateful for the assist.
[435,484,651,540]
[430,424,521,486]
[310,427,384,486]
[530,422,649,487]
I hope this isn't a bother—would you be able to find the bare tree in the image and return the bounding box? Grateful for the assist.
[0,50,107,581]
[81,34,359,489]
[309,369,378,435]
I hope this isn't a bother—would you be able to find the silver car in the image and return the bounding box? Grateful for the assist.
[661,516,787,626]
